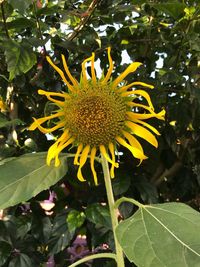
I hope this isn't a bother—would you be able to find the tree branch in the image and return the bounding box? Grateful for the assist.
[67,0,99,41]
[32,0,47,53]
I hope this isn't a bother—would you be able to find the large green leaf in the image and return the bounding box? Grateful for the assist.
[116,202,200,267]
[4,40,36,81]
[0,152,68,209]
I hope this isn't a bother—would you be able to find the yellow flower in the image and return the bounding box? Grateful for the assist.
[0,97,7,112]
[29,48,165,185]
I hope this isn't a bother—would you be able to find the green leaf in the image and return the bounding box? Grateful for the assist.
[153,3,186,19]
[48,214,72,254]
[7,18,35,30]
[0,116,23,129]
[7,0,32,14]
[4,40,36,81]
[8,253,33,267]
[0,152,68,209]
[116,202,200,267]
[66,210,86,234]
[85,203,112,230]
[0,241,12,266]
[112,172,130,195]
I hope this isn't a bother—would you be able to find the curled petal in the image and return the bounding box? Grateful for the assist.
[29,112,64,131]
[121,90,154,110]
[46,56,75,92]
[117,81,154,93]
[134,119,161,135]
[126,110,165,122]
[61,54,79,87]
[47,130,71,166]
[100,145,119,168]
[38,89,70,98]
[112,62,142,88]
[35,121,65,134]
[91,53,97,84]
[108,142,116,178]
[74,143,83,165]
[90,147,98,185]
[102,47,114,84]
[121,130,144,155]
[77,145,90,182]
[81,55,93,83]
[125,121,158,148]
[54,137,75,158]
[116,136,147,161]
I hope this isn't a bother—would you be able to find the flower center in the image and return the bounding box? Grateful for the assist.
[64,86,127,147]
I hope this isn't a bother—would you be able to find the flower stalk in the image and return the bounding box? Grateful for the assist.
[101,154,125,267]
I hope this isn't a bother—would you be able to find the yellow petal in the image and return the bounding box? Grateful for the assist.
[91,52,97,84]
[36,121,65,134]
[47,142,58,166]
[102,47,113,84]
[29,112,64,131]
[121,90,154,110]
[47,131,70,165]
[134,119,160,135]
[125,121,158,148]
[54,137,75,157]
[48,137,74,166]
[100,145,119,168]
[126,111,164,121]
[90,147,98,185]
[116,136,147,160]
[108,142,116,178]
[29,112,64,133]
[38,89,69,99]
[112,62,142,88]
[127,102,154,113]
[46,56,75,92]
[55,155,61,167]
[61,54,79,87]
[121,130,144,154]
[74,143,83,165]
[81,55,93,83]
[38,89,69,106]
[77,145,90,182]
[117,81,154,93]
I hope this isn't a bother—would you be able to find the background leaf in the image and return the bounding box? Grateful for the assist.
[116,202,200,267]
[4,40,36,80]
[0,152,68,209]
[7,0,32,14]
[8,253,33,267]
[0,116,23,129]
[66,210,86,235]
[85,203,112,230]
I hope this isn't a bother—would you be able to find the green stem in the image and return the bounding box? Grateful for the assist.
[101,154,125,267]
[115,196,144,209]
[68,252,116,267]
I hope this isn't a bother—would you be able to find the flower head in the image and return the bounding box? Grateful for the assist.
[29,48,165,185]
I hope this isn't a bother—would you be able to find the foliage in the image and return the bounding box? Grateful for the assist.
[0,0,200,266]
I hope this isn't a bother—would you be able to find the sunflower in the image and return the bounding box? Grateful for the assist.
[29,48,165,185]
